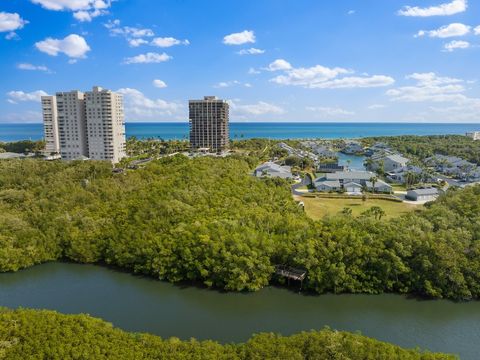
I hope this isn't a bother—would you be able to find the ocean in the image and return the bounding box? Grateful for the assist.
[0,122,478,142]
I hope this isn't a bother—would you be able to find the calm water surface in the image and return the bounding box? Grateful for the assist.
[1,263,479,359]
[1,122,479,142]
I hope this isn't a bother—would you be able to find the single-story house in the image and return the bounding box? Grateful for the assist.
[406,188,439,201]
[314,170,386,193]
[315,180,341,192]
[365,180,392,193]
[254,162,293,179]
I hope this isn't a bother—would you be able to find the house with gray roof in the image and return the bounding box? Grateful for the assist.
[406,188,439,202]
[315,180,341,192]
[314,170,392,193]
[387,165,424,184]
[365,180,392,193]
[369,154,409,173]
[254,162,293,179]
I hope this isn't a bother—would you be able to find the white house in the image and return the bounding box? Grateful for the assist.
[254,162,293,179]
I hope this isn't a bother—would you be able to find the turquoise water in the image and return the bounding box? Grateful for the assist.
[0,122,478,142]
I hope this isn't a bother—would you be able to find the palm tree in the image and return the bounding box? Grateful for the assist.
[369,176,378,193]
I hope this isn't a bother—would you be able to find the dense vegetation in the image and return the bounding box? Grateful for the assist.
[0,308,454,359]
[0,140,44,155]
[364,135,480,164]
[1,156,480,300]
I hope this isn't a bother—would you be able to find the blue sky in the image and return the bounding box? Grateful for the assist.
[0,0,479,123]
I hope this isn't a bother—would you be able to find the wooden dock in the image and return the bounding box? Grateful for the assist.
[275,265,307,290]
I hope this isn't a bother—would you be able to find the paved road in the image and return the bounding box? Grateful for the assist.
[291,176,313,196]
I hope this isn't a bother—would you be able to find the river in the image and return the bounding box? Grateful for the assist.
[1,262,479,359]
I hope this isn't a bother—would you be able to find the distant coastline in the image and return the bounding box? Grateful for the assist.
[1,122,478,142]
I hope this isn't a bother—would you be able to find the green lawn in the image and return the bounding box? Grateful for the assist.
[297,196,421,220]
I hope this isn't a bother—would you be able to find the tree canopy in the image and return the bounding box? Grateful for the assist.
[0,308,454,359]
[1,155,480,300]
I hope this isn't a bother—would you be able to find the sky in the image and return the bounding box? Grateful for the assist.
[0,0,479,123]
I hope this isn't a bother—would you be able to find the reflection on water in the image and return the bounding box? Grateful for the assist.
[1,262,479,359]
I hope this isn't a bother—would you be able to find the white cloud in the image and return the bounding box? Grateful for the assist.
[223,30,255,45]
[128,38,148,47]
[151,37,189,48]
[474,25,480,35]
[229,100,284,118]
[31,0,111,22]
[248,67,261,75]
[17,63,51,72]
[106,20,189,49]
[35,34,91,59]
[237,48,265,55]
[368,104,386,110]
[386,72,469,103]
[123,52,172,64]
[153,79,167,88]
[398,0,467,17]
[266,59,292,71]
[7,90,49,104]
[0,12,28,33]
[348,10,356,15]
[268,61,394,89]
[416,23,470,38]
[306,106,354,118]
[213,80,251,88]
[117,88,183,120]
[444,40,470,52]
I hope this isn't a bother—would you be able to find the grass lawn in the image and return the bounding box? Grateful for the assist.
[391,184,407,192]
[297,196,422,220]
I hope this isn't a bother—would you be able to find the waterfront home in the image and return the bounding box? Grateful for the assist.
[254,162,293,179]
[314,170,391,193]
[369,154,409,173]
[317,162,345,173]
[425,154,478,179]
[386,165,424,184]
[406,188,439,202]
[341,141,364,155]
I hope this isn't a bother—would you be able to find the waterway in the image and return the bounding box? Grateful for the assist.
[1,262,479,359]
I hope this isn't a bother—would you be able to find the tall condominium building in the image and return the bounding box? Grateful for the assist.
[85,87,126,163]
[189,96,229,152]
[56,90,88,160]
[41,86,126,163]
[41,96,60,155]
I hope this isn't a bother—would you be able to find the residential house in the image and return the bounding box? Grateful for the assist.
[314,170,392,193]
[317,162,345,173]
[254,162,293,179]
[365,180,392,193]
[342,141,364,155]
[406,188,439,202]
[368,153,409,173]
[386,165,424,184]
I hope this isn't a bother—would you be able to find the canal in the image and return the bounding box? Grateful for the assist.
[1,262,479,359]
